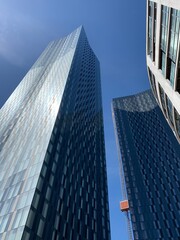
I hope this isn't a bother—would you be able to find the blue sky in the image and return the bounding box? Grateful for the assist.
[0,0,150,239]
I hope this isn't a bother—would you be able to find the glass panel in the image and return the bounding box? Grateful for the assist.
[162,52,166,76]
[169,9,180,62]
[148,1,157,60]
[0,214,9,233]
[170,61,175,86]
[159,84,166,113]
[148,68,158,100]
[174,109,180,136]
[166,97,173,125]
[167,8,180,86]
[161,6,169,52]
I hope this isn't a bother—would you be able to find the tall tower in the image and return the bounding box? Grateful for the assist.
[0,26,111,240]
[146,0,180,142]
[112,90,180,239]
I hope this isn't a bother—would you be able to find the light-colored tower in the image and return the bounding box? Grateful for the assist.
[146,0,180,142]
[0,26,111,240]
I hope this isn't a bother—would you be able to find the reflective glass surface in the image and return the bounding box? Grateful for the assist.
[148,1,156,60]
[169,9,180,62]
[0,27,110,239]
[166,96,173,125]
[148,68,158,101]
[161,6,169,52]
[175,108,180,137]
[159,84,166,114]
[112,90,180,240]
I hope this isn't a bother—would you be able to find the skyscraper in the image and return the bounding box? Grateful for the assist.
[0,26,111,240]
[112,90,180,239]
[146,0,180,142]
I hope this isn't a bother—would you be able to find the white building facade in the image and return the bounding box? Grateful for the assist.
[146,0,180,142]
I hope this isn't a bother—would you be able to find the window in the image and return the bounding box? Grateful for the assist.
[148,1,157,60]
[161,6,170,52]
[166,96,173,125]
[148,1,153,57]
[37,219,45,237]
[160,6,170,75]
[167,9,180,87]
[170,61,176,86]
[174,108,180,136]
[161,51,166,76]
[148,68,158,100]
[169,9,180,62]
[159,84,166,114]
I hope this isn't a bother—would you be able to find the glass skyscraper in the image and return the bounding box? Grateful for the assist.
[112,90,180,239]
[0,26,111,240]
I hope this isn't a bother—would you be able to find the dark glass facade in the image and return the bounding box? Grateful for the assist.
[112,90,180,240]
[0,26,110,240]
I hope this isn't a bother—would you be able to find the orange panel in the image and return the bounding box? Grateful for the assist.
[120,200,129,212]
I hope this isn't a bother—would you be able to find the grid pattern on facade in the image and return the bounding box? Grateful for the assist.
[112,90,180,240]
[146,0,180,143]
[22,27,110,240]
[0,28,80,240]
[0,27,110,240]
